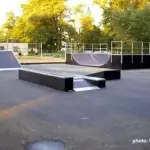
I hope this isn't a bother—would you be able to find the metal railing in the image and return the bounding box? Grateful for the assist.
[65,41,150,64]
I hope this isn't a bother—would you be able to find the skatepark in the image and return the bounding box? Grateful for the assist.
[0,48,120,92]
[0,44,150,150]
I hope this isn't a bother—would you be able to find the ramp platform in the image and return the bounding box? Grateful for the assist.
[23,64,121,80]
[0,51,21,70]
[19,68,106,92]
[19,64,120,92]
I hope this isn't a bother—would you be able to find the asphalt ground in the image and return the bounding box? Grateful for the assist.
[0,69,150,149]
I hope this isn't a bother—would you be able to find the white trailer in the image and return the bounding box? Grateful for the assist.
[0,43,29,55]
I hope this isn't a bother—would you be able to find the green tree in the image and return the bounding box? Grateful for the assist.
[108,6,150,41]
[0,30,5,42]
[0,0,76,51]
[94,0,150,10]
[21,0,68,50]
[94,0,150,41]
[2,11,17,41]
[12,17,36,42]
[80,15,94,31]
[79,25,101,43]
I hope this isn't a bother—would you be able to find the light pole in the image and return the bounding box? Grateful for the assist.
[40,33,43,58]
[41,42,43,58]
[7,38,8,51]
[7,38,12,51]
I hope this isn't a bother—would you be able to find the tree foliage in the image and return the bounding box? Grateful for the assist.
[94,0,150,10]
[22,0,69,50]
[79,25,102,43]
[2,0,150,50]
[94,0,150,41]
[108,6,150,41]
[2,11,17,40]
[1,0,77,51]
[80,15,94,31]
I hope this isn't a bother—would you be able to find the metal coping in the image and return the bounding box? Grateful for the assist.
[74,86,100,92]
[0,68,20,71]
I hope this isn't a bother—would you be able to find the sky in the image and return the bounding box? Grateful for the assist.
[68,0,103,25]
[0,0,27,25]
[0,0,103,26]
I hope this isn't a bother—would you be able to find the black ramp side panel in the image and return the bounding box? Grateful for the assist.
[143,55,150,68]
[122,55,132,69]
[72,53,99,67]
[0,51,21,68]
[19,69,73,91]
[133,55,141,69]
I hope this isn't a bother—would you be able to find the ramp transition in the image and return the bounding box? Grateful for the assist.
[72,53,99,67]
[0,51,21,70]
[72,53,110,67]
[92,53,110,66]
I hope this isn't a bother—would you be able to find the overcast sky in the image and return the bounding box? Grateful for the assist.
[0,0,102,26]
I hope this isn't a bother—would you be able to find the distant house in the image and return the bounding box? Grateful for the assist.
[0,43,30,55]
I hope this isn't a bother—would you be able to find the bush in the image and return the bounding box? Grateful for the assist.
[28,49,36,56]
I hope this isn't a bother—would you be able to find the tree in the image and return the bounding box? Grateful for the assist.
[21,0,68,50]
[94,0,150,41]
[0,0,77,51]
[2,11,17,41]
[0,30,5,42]
[12,17,37,42]
[2,11,16,30]
[70,3,98,43]
[108,6,150,41]
[80,25,102,43]
[80,15,94,31]
[93,0,150,10]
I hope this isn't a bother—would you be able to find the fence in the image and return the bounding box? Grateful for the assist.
[66,41,150,54]
[110,41,150,54]
[65,41,150,64]
[110,41,150,64]
[1,41,150,64]
[65,43,109,54]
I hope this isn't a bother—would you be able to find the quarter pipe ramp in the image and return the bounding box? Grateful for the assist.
[0,51,21,70]
[72,53,111,67]
[92,53,110,66]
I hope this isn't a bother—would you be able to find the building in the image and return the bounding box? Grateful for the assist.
[0,43,40,55]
